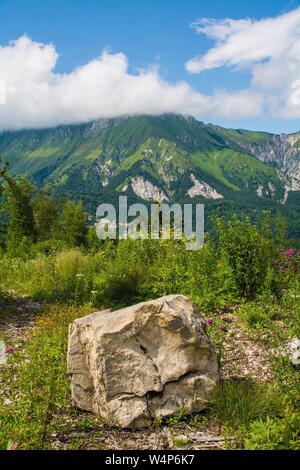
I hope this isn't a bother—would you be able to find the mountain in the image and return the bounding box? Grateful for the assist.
[0,113,300,236]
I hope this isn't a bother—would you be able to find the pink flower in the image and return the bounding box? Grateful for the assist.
[219,325,229,332]
[207,318,213,325]
[5,347,14,354]
[7,442,18,451]
[220,315,233,323]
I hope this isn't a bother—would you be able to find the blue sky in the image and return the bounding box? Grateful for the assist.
[1,0,300,133]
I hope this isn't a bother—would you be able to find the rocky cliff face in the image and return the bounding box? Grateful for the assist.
[131,176,169,202]
[186,174,223,200]
[244,132,300,182]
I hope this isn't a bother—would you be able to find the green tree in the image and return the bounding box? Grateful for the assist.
[3,172,37,250]
[60,200,87,247]
[34,191,60,241]
[87,226,103,251]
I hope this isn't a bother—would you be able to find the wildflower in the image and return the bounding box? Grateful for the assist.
[207,318,213,325]
[76,274,84,278]
[219,325,229,332]
[281,289,287,293]
[220,315,233,323]
[7,442,18,451]
[5,347,14,354]
[91,291,97,295]
[286,249,294,255]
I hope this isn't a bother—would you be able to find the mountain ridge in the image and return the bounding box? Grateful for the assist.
[0,113,300,236]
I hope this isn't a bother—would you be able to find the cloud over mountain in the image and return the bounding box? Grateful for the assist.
[0,35,263,130]
[1,7,300,131]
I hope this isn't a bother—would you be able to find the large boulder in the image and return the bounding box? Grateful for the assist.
[67,294,218,428]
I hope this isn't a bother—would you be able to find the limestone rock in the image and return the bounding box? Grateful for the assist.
[272,338,300,366]
[67,294,218,428]
[131,176,169,202]
[186,174,223,200]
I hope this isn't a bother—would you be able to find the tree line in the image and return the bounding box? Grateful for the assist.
[0,156,88,252]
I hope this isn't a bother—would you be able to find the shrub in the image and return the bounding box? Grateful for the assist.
[245,411,300,450]
[214,215,273,297]
[60,200,88,247]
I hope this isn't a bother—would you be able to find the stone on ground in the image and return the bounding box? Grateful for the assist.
[67,294,218,428]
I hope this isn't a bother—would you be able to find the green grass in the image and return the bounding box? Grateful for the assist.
[0,221,299,450]
[0,303,94,449]
[1,291,298,449]
[189,151,240,190]
[211,379,283,431]
[293,138,300,149]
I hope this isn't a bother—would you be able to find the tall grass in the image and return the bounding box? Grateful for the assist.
[0,231,299,313]
[0,238,237,311]
[0,221,299,449]
[211,379,283,430]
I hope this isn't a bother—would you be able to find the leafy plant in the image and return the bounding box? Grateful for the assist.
[214,215,273,297]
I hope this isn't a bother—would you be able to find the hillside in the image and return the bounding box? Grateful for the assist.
[1,114,300,236]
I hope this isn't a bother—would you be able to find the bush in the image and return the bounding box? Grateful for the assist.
[214,215,273,297]
[245,410,300,450]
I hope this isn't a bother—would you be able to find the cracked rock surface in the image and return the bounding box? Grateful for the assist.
[67,295,218,428]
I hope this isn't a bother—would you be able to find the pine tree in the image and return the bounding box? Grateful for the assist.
[60,200,87,247]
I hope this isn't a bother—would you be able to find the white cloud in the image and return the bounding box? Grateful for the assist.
[186,7,300,119]
[210,89,264,119]
[186,8,300,71]
[0,35,263,131]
